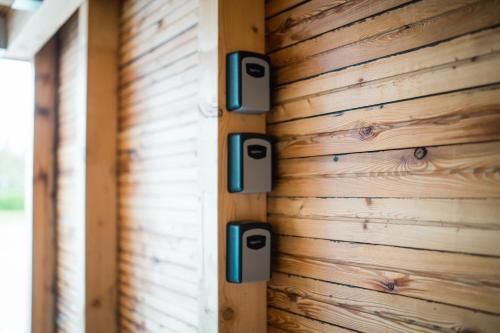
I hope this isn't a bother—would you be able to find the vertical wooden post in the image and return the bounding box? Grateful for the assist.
[81,0,119,332]
[32,37,57,333]
[198,0,219,332]
[218,1,267,332]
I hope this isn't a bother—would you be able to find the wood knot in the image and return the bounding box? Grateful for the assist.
[385,281,395,291]
[333,155,339,162]
[283,17,295,29]
[36,170,48,183]
[251,25,259,33]
[38,73,50,82]
[35,106,49,117]
[414,147,427,160]
[359,126,374,139]
[288,293,298,303]
[222,307,234,321]
[91,298,101,308]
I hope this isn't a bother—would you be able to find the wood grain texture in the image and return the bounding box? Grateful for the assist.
[32,37,58,333]
[270,53,500,124]
[120,0,198,65]
[266,0,349,37]
[217,0,267,332]
[269,0,479,69]
[266,0,308,18]
[272,250,500,316]
[268,196,500,226]
[272,240,500,314]
[275,236,500,284]
[269,214,500,255]
[269,307,355,333]
[266,0,408,52]
[271,0,500,84]
[272,171,500,198]
[273,88,500,158]
[117,0,220,331]
[271,25,500,105]
[268,273,500,332]
[266,0,500,331]
[55,13,85,333]
[275,141,500,179]
[83,1,119,331]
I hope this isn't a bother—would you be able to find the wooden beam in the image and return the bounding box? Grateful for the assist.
[5,0,84,59]
[198,0,218,332]
[32,36,57,333]
[81,0,119,332]
[218,0,267,332]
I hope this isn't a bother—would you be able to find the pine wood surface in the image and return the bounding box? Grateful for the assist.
[266,0,500,332]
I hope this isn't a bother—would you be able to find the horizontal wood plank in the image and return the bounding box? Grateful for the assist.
[266,0,408,52]
[268,272,500,332]
[266,0,349,37]
[119,285,198,330]
[120,2,198,65]
[272,0,500,84]
[121,0,190,43]
[269,0,478,70]
[271,26,500,104]
[272,171,500,198]
[265,0,308,18]
[271,89,500,159]
[269,214,500,255]
[272,256,500,314]
[120,251,198,284]
[274,236,500,287]
[120,27,198,86]
[268,307,354,333]
[270,53,500,124]
[268,197,500,226]
[266,0,500,330]
[275,141,500,179]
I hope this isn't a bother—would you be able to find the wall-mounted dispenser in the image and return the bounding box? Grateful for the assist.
[227,221,271,284]
[228,133,273,193]
[226,51,270,113]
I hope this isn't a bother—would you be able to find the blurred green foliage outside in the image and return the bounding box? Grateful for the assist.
[0,149,24,211]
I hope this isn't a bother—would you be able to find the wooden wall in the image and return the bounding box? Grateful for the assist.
[117,1,207,331]
[49,3,118,332]
[217,0,268,332]
[55,14,86,332]
[265,1,500,332]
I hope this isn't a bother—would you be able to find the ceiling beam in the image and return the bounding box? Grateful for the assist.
[5,0,83,60]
